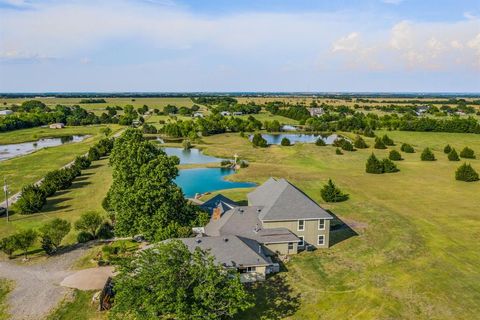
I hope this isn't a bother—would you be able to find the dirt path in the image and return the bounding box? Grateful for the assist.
[0,243,97,320]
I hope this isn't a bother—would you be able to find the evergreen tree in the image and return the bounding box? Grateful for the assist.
[320,179,349,202]
[354,135,369,149]
[251,133,268,147]
[280,137,291,146]
[382,158,400,173]
[315,137,326,146]
[421,148,436,161]
[443,144,452,154]
[363,126,375,137]
[340,139,355,151]
[374,137,387,149]
[381,134,395,146]
[401,143,415,153]
[448,148,460,161]
[459,147,476,159]
[366,153,384,174]
[455,163,479,182]
[389,150,403,161]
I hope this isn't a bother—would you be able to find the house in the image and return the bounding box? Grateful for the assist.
[0,110,13,116]
[232,111,243,116]
[49,123,65,129]
[220,111,231,116]
[415,105,430,116]
[308,107,324,117]
[193,112,204,118]
[164,178,333,282]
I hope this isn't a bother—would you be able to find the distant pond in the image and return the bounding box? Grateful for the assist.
[175,168,255,198]
[163,147,224,164]
[251,133,340,145]
[0,135,88,161]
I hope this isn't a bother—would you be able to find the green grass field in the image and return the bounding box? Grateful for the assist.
[192,131,480,319]
[46,290,106,320]
[0,280,11,320]
[0,157,111,244]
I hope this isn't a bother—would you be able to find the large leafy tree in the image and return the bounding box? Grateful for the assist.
[40,218,71,254]
[110,240,253,320]
[106,129,197,240]
[75,211,103,238]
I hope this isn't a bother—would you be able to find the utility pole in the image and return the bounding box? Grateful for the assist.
[3,177,8,222]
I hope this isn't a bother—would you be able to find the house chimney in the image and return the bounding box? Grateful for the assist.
[212,207,221,220]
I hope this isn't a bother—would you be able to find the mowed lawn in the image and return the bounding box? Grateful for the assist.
[0,280,11,320]
[0,157,111,242]
[195,131,480,319]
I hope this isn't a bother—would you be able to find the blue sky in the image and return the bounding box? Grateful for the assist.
[0,0,479,92]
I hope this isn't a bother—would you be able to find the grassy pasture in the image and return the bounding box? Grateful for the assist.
[0,280,11,320]
[193,131,480,319]
[46,290,106,320]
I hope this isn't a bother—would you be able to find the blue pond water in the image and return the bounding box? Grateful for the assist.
[175,168,255,198]
[162,147,223,164]
[252,133,339,145]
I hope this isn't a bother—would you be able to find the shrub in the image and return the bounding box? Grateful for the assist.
[39,218,71,255]
[381,135,395,146]
[0,236,17,258]
[443,144,452,154]
[389,150,403,161]
[363,126,375,137]
[13,229,37,259]
[182,139,192,150]
[220,160,232,166]
[88,146,101,161]
[75,211,103,239]
[14,184,46,214]
[280,137,291,146]
[455,163,479,182]
[320,179,349,202]
[97,222,115,240]
[251,133,267,148]
[421,148,436,161]
[382,158,400,173]
[340,140,355,151]
[74,156,91,170]
[374,137,387,149]
[315,137,326,146]
[77,231,94,243]
[448,148,460,161]
[335,148,343,155]
[366,153,383,174]
[459,147,476,159]
[401,143,415,153]
[354,136,368,149]
[239,160,249,168]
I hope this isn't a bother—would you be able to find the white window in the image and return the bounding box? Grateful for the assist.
[288,242,294,250]
[318,235,325,245]
[298,236,304,247]
[318,219,325,230]
[246,266,256,273]
[298,220,305,231]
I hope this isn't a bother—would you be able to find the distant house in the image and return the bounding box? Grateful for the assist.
[415,105,430,116]
[220,111,231,116]
[193,112,204,118]
[175,178,333,282]
[0,110,13,116]
[308,107,324,117]
[455,111,466,116]
[49,123,65,129]
[232,111,243,116]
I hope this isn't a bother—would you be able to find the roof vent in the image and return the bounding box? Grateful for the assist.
[223,237,229,242]
[257,208,262,213]
[238,208,244,213]
[253,224,261,233]
[195,239,202,244]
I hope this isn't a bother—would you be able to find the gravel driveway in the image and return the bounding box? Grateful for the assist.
[0,243,97,320]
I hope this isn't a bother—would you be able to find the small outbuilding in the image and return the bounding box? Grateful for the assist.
[49,123,65,129]
[0,110,13,116]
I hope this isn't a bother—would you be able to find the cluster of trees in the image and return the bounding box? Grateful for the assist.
[366,153,399,174]
[161,114,262,138]
[163,104,200,116]
[214,103,261,115]
[79,98,107,104]
[266,104,310,121]
[264,120,282,132]
[14,138,113,214]
[75,211,113,243]
[333,138,355,151]
[110,240,252,320]
[191,96,238,106]
[104,129,208,241]
[0,101,136,133]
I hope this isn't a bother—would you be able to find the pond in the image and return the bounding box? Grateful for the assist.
[175,168,256,198]
[163,147,223,164]
[0,135,88,161]
[251,133,340,145]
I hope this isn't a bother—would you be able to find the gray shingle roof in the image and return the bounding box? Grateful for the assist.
[205,206,300,244]
[178,235,272,267]
[247,177,333,221]
[200,194,238,215]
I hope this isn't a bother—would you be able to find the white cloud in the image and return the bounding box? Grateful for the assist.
[382,0,404,5]
[332,32,360,52]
